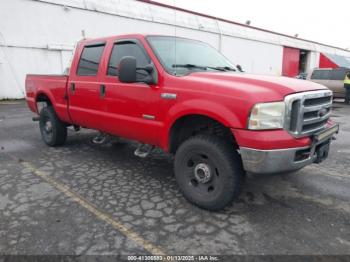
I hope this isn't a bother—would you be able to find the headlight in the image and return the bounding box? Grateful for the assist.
[248,102,285,130]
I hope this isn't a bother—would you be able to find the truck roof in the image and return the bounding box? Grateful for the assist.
[78,34,192,45]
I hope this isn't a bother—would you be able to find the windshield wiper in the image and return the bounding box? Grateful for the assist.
[213,66,236,71]
[172,64,235,72]
[172,64,208,70]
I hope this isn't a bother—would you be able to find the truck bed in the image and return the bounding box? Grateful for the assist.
[25,74,71,123]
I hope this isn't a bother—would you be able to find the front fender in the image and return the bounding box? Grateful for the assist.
[160,99,244,151]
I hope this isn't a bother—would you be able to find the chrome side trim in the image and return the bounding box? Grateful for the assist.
[142,114,155,120]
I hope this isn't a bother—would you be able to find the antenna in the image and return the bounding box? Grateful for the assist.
[173,0,177,75]
[81,29,86,40]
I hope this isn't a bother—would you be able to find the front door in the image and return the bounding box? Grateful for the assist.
[99,39,161,145]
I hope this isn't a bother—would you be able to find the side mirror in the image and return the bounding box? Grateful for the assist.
[118,56,157,85]
[143,64,154,74]
[236,64,244,72]
[119,56,137,83]
[140,64,157,85]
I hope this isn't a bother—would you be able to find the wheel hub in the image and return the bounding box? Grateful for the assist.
[45,121,52,133]
[194,163,211,183]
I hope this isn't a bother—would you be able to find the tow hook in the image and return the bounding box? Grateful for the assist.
[32,116,40,122]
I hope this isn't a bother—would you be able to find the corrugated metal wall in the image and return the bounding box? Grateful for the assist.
[1,0,350,99]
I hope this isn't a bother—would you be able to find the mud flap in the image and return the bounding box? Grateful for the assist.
[314,141,330,164]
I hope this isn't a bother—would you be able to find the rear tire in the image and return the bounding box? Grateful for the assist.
[39,106,67,147]
[174,135,244,211]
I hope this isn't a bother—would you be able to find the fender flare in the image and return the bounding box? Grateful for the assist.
[160,99,243,151]
[35,90,57,113]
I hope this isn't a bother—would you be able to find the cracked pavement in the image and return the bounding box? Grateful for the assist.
[0,100,349,256]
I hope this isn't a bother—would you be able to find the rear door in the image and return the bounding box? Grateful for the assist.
[68,42,106,129]
[329,69,346,98]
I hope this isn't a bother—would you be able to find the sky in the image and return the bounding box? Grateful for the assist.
[154,0,349,49]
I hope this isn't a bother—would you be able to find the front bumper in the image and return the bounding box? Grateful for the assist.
[239,124,339,174]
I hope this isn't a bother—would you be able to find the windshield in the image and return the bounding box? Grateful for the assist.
[147,36,236,76]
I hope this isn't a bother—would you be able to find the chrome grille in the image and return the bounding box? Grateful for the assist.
[285,90,333,137]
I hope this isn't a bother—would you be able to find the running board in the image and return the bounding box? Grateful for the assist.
[134,144,154,158]
[91,132,109,144]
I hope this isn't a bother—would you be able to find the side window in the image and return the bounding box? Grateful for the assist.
[311,70,321,79]
[312,70,330,80]
[107,41,150,79]
[319,70,331,80]
[77,44,105,76]
[331,69,347,80]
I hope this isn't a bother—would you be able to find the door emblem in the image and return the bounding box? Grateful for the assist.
[161,93,177,100]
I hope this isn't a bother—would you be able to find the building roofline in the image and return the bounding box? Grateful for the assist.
[138,0,349,52]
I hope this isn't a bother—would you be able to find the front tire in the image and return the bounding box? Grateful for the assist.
[39,106,67,147]
[174,135,244,211]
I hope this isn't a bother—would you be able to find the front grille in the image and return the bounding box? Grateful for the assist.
[285,90,333,137]
[303,96,332,106]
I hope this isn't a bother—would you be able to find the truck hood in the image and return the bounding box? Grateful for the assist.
[184,72,328,101]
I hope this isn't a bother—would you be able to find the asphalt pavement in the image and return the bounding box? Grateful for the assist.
[0,100,349,258]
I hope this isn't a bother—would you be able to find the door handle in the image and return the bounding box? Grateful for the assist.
[100,84,106,97]
[70,83,75,93]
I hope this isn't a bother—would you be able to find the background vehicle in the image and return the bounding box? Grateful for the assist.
[25,34,339,211]
[295,73,307,80]
[307,67,350,98]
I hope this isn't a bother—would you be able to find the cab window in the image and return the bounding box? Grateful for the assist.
[331,69,348,80]
[311,70,331,80]
[311,70,321,79]
[107,41,150,80]
[319,70,331,79]
[77,44,105,76]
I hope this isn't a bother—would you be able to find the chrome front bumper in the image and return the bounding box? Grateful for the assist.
[240,146,316,174]
[239,124,339,174]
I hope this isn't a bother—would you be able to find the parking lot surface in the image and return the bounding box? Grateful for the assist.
[0,100,350,256]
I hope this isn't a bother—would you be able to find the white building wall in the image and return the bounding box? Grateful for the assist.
[307,51,320,72]
[0,46,63,98]
[221,36,283,75]
[1,0,350,99]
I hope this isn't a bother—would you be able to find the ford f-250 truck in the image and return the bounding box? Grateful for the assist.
[25,34,339,210]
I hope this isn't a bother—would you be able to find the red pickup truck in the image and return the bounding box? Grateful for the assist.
[25,34,339,210]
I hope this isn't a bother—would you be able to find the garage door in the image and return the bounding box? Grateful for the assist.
[282,47,300,77]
